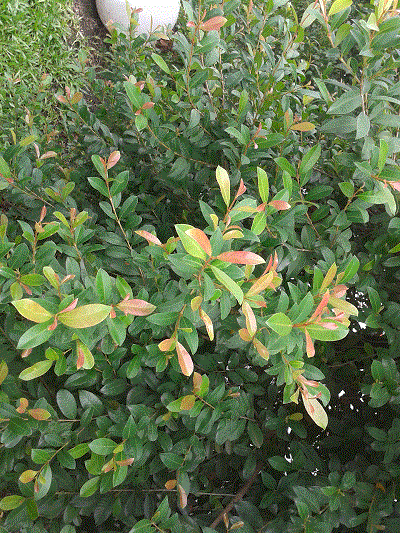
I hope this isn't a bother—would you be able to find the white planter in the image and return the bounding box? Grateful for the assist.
[96,0,180,35]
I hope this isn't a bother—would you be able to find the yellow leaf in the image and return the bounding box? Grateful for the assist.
[290,122,315,131]
[19,470,38,483]
[58,304,111,328]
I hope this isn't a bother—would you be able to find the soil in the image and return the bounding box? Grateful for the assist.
[71,0,109,60]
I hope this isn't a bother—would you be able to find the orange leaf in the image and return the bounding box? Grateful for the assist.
[310,290,330,321]
[176,342,194,376]
[200,16,227,31]
[180,395,195,410]
[217,251,265,265]
[135,230,162,246]
[141,102,155,110]
[242,301,257,337]
[199,308,214,340]
[193,372,202,393]
[116,458,134,466]
[107,151,120,169]
[28,408,51,420]
[19,470,37,483]
[158,338,176,352]
[16,398,29,414]
[268,200,291,210]
[239,328,252,341]
[252,338,269,360]
[165,479,177,489]
[116,299,156,316]
[305,329,315,357]
[290,122,315,131]
[185,228,212,256]
[178,483,188,508]
[246,272,274,297]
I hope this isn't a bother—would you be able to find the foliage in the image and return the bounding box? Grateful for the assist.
[1,0,400,532]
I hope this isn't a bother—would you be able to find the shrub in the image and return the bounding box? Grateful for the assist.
[1,0,400,532]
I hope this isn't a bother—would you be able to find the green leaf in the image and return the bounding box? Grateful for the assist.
[210,265,244,304]
[160,452,183,470]
[19,360,53,381]
[80,476,100,497]
[305,323,348,341]
[328,91,362,115]
[151,52,171,74]
[88,177,109,197]
[68,443,90,459]
[275,157,296,177]
[299,145,321,177]
[110,170,129,196]
[12,299,53,323]
[0,495,26,510]
[266,313,293,336]
[216,166,230,207]
[356,112,370,140]
[89,438,117,455]
[257,167,269,203]
[91,155,107,179]
[56,389,77,419]
[175,224,207,260]
[268,456,291,471]
[247,421,264,447]
[338,182,354,198]
[129,519,153,533]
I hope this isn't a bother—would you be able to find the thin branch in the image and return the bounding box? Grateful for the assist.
[209,461,264,529]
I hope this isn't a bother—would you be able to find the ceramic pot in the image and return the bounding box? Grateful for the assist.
[96,0,180,35]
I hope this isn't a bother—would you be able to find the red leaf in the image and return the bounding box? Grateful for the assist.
[60,298,78,313]
[176,342,194,376]
[268,200,291,210]
[185,228,212,256]
[217,251,265,265]
[77,345,85,369]
[135,230,162,246]
[56,94,68,104]
[200,16,227,31]
[141,102,155,110]
[310,290,330,320]
[117,299,156,316]
[236,179,247,198]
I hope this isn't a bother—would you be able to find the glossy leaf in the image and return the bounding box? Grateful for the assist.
[58,304,111,328]
[19,360,53,380]
[12,299,53,323]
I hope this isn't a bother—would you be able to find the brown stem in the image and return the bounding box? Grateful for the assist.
[209,461,264,529]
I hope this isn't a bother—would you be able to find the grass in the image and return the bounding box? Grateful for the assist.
[0,0,90,140]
